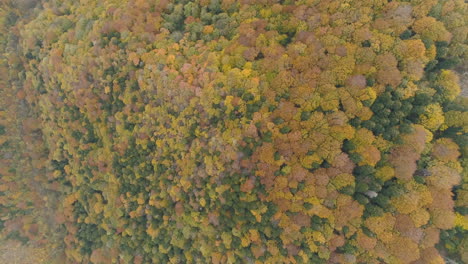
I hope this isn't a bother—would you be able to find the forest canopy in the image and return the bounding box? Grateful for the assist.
[0,0,467,263]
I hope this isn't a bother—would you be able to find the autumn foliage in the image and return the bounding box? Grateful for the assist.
[0,0,467,263]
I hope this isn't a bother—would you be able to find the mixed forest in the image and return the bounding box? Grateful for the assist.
[0,0,467,263]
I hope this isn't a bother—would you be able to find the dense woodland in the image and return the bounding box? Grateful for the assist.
[0,0,467,263]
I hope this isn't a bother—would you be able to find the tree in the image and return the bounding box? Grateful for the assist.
[432,138,460,162]
[420,104,445,131]
[413,16,452,43]
[436,70,461,102]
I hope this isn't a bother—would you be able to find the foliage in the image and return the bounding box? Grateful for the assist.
[0,0,467,263]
